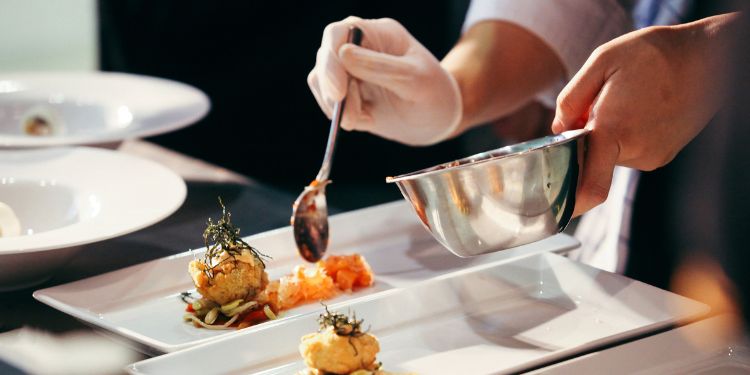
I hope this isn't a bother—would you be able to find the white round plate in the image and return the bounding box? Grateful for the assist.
[0,147,187,290]
[0,72,210,147]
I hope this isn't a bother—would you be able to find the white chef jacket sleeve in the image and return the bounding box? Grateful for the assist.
[463,0,633,107]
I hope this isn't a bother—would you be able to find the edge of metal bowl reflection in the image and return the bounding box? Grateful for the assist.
[386,129,588,257]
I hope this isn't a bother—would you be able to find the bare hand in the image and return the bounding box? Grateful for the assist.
[551,14,737,216]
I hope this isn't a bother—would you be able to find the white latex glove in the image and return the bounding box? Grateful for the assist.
[307,16,462,146]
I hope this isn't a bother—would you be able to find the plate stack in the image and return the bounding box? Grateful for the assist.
[0,71,209,290]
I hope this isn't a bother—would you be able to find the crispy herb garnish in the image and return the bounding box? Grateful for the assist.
[318,304,371,356]
[201,197,270,279]
[179,291,195,304]
[318,304,367,337]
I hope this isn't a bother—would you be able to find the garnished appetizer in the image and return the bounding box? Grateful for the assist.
[299,306,381,375]
[184,199,275,329]
[183,198,376,331]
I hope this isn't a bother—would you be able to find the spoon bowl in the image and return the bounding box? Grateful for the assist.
[291,180,330,262]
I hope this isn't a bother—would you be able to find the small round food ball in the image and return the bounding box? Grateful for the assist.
[299,326,380,374]
[189,249,268,305]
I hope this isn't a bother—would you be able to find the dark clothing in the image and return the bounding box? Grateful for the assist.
[626,1,750,327]
[721,7,750,327]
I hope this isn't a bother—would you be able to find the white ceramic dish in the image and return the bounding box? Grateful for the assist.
[0,147,186,290]
[33,201,581,354]
[126,252,709,375]
[0,72,209,147]
[532,314,749,374]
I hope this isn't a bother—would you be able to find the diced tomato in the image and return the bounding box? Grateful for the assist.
[185,304,195,313]
[239,307,269,327]
[319,254,374,290]
[357,269,373,288]
[335,269,357,291]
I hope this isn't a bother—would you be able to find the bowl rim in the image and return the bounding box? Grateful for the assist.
[386,128,589,183]
[0,147,186,254]
[0,71,210,148]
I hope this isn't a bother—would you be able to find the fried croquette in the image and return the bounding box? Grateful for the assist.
[189,248,268,306]
[299,326,380,374]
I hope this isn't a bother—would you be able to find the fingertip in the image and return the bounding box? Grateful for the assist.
[572,205,584,219]
[323,16,363,44]
[551,118,564,134]
[337,44,355,67]
[343,112,374,133]
[338,44,372,71]
[571,186,593,218]
[340,80,362,131]
[573,126,617,216]
[342,15,363,24]
[340,119,355,131]
[583,119,595,131]
[338,43,358,60]
[306,69,316,88]
[574,182,609,217]
[341,112,372,132]
[321,83,346,106]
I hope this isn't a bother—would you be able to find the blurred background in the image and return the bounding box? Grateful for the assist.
[0,1,97,71]
[0,0,492,211]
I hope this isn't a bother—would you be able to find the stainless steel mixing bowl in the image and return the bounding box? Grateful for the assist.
[386,129,588,257]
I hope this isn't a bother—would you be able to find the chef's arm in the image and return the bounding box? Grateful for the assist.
[444,0,634,136]
[441,21,564,134]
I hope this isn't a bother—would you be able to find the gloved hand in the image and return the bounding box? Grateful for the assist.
[308,16,462,146]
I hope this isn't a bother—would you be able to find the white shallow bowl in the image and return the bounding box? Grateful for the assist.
[0,147,186,290]
[0,71,210,147]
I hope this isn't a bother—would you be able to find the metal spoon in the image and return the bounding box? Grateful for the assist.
[292,26,363,262]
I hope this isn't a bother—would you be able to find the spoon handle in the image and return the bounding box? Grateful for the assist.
[316,26,363,182]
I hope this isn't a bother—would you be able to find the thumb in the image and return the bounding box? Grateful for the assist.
[338,44,421,98]
[552,56,606,134]
[340,79,374,132]
[573,119,620,217]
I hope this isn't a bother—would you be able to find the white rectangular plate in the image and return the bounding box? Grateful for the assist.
[33,201,580,354]
[126,252,709,375]
[530,314,749,374]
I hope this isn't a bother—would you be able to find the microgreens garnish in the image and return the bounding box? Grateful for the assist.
[201,197,270,279]
[318,304,368,337]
